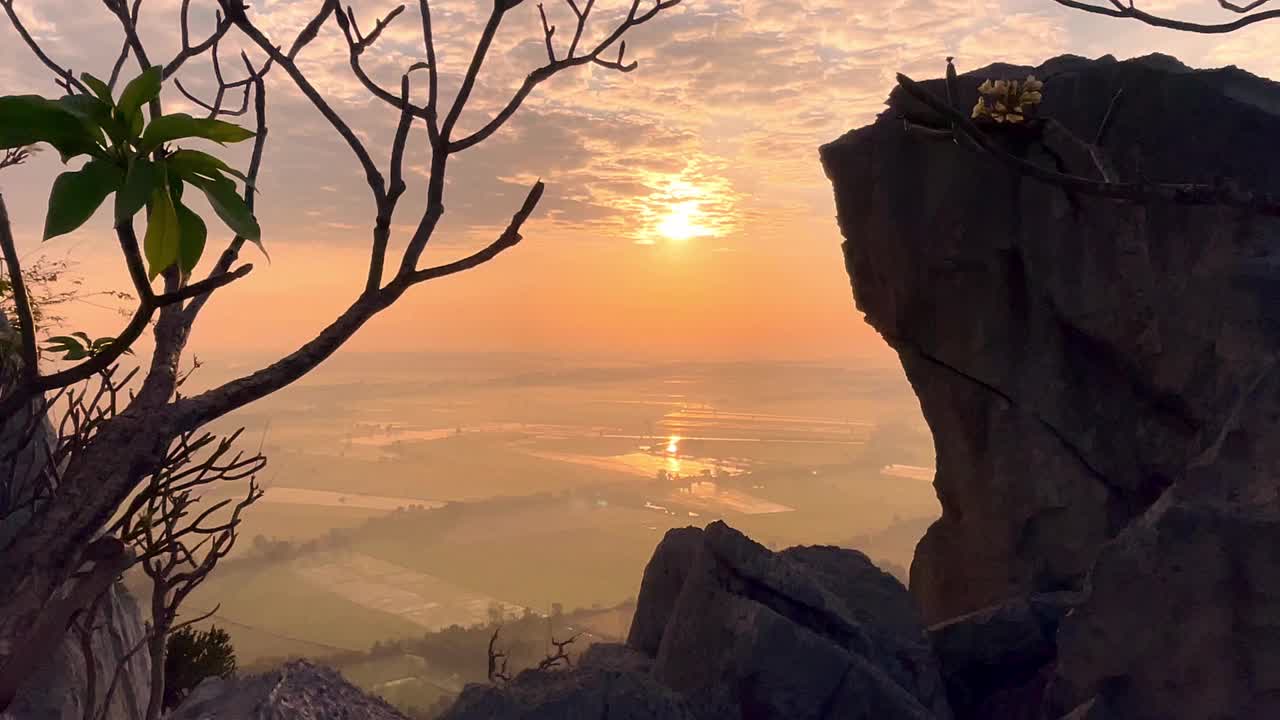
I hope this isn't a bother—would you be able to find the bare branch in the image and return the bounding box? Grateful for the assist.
[0,0,89,93]
[536,632,580,671]
[228,11,388,204]
[487,626,511,683]
[420,0,441,140]
[184,53,270,325]
[0,195,38,381]
[163,8,232,80]
[538,4,557,62]
[1053,0,1280,32]
[107,0,143,90]
[1221,0,1273,12]
[400,180,545,285]
[0,148,33,172]
[449,0,681,153]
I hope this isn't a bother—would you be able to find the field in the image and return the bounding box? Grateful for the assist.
[173,356,939,710]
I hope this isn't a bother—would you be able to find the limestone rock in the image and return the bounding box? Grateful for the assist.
[821,53,1280,624]
[3,583,150,720]
[1050,475,1280,720]
[1,314,151,720]
[166,660,409,720]
[440,661,696,720]
[929,592,1078,720]
[626,526,702,658]
[648,522,950,720]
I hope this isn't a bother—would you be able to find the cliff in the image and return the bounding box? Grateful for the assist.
[821,53,1280,719]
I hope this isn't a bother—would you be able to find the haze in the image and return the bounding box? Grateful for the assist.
[2,0,1276,715]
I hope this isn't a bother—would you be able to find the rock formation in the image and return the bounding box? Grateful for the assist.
[443,522,950,720]
[821,54,1280,719]
[445,644,697,720]
[166,660,410,720]
[0,314,151,720]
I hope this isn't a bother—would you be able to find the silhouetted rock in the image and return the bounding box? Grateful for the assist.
[822,52,1280,719]
[822,53,1280,622]
[1050,476,1280,720]
[441,523,948,719]
[166,660,408,720]
[442,664,697,720]
[647,522,949,720]
[627,525,702,658]
[929,592,1078,720]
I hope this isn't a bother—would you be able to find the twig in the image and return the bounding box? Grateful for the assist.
[0,195,38,381]
[1052,0,1280,33]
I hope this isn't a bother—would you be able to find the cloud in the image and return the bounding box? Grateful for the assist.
[2,0,1275,258]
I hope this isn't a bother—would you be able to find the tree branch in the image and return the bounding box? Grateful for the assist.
[0,195,38,381]
[449,0,679,153]
[0,0,89,94]
[400,180,544,285]
[184,53,270,326]
[1052,0,1280,32]
[228,8,388,204]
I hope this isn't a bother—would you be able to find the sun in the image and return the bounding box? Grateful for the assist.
[666,435,681,454]
[656,201,705,242]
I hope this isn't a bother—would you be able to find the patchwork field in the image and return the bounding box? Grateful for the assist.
[178,357,939,705]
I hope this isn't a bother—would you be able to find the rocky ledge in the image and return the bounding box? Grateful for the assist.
[821,53,1280,719]
[444,521,950,720]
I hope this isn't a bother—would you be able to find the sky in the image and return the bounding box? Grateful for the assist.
[2,0,1277,365]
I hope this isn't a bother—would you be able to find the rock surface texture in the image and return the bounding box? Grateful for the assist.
[166,660,410,720]
[822,54,1280,719]
[443,522,950,720]
[0,315,151,720]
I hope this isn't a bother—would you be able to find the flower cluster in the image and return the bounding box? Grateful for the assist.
[971,76,1045,124]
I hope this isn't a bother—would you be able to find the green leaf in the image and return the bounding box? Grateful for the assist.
[168,149,249,183]
[143,186,181,279]
[117,66,162,135]
[0,95,103,160]
[55,95,110,145]
[80,73,114,105]
[44,159,124,240]
[174,196,207,275]
[187,174,262,247]
[44,335,90,361]
[116,158,157,223]
[128,106,144,139]
[139,113,255,153]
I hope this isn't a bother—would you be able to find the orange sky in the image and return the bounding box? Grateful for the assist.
[2,0,1275,364]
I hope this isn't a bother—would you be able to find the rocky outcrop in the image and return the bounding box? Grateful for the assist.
[445,522,950,720]
[444,645,697,720]
[626,526,702,657]
[166,660,409,720]
[821,53,1280,622]
[1,314,151,720]
[821,53,1280,719]
[4,583,150,720]
[1050,475,1280,719]
[928,592,1078,720]
[649,524,949,719]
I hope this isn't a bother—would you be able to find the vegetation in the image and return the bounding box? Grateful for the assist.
[163,626,237,712]
[1,65,261,275]
[0,0,681,710]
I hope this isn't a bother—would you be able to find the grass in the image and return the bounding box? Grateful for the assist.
[190,564,424,664]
